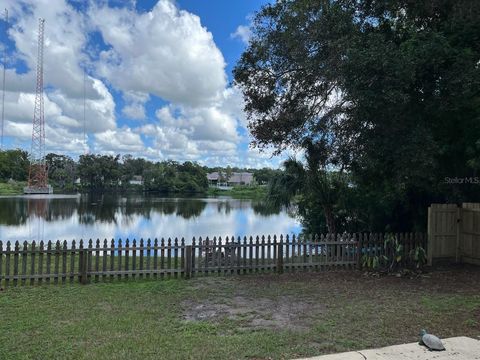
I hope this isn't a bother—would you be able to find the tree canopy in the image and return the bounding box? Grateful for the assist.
[0,149,29,181]
[235,0,480,231]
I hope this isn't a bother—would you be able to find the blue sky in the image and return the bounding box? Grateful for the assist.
[0,0,288,168]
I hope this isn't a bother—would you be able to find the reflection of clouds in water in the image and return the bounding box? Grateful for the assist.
[0,211,118,245]
[116,208,300,242]
[0,196,301,245]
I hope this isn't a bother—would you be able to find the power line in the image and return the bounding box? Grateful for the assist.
[83,68,86,152]
[1,9,8,151]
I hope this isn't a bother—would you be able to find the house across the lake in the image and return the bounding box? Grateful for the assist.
[129,175,144,186]
[207,172,254,187]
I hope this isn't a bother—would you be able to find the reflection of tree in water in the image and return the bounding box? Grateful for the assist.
[77,194,208,225]
[44,198,78,221]
[0,197,83,226]
[121,196,206,219]
[28,198,49,218]
[78,194,118,225]
[154,200,177,216]
[122,196,152,219]
[0,198,29,225]
[252,201,282,216]
[0,195,252,227]
[217,201,231,214]
[25,199,49,242]
[0,197,80,225]
[174,199,206,219]
[216,199,252,215]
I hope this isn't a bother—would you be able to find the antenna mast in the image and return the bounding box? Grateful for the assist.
[1,9,7,150]
[25,18,51,194]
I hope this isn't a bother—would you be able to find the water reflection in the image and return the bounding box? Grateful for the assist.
[0,198,29,225]
[0,194,301,243]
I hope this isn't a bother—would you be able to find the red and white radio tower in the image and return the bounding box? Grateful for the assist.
[25,18,52,194]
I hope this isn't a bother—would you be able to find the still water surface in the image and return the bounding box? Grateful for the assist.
[0,194,301,244]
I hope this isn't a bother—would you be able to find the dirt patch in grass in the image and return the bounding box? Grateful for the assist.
[232,265,480,295]
[183,295,325,331]
[182,265,480,348]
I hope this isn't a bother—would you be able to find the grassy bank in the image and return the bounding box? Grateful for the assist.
[1,267,479,359]
[0,181,26,195]
[207,185,267,198]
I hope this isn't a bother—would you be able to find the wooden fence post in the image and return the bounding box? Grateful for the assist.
[277,239,284,274]
[456,206,461,263]
[185,245,192,279]
[80,249,88,285]
[427,206,433,266]
[357,233,363,270]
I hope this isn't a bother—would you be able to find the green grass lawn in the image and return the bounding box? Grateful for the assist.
[0,181,25,195]
[1,267,479,360]
[207,185,267,198]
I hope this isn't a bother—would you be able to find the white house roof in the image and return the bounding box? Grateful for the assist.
[228,172,253,184]
[206,172,253,184]
[207,172,220,181]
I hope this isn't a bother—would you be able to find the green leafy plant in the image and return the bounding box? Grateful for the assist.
[361,254,382,270]
[361,234,402,272]
[384,235,403,271]
[361,234,426,274]
[409,246,427,269]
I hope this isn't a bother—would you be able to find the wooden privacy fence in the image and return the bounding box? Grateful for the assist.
[0,233,426,287]
[428,203,480,265]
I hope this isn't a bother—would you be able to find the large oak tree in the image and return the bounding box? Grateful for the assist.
[234,0,480,231]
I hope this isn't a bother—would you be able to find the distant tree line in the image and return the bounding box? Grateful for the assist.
[0,150,280,193]
[0,149,29,182]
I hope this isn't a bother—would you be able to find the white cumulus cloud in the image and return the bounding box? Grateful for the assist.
[90,0,227,107]
[231,24,252,45]
[94,128,145,153]
[3,0,117,154]
[1,0,280,167]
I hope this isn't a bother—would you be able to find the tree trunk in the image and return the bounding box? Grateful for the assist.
[323,205,336,234]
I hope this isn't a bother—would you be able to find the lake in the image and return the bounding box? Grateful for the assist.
[0,194,302,245]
